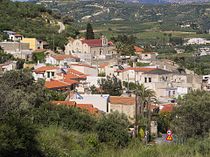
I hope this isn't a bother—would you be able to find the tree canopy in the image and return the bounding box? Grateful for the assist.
[86,23,94,39]
[173,90,210,139]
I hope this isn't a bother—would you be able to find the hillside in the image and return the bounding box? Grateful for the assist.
[0,0,78,49]
[45,1,210,31]
[122,0,210,4]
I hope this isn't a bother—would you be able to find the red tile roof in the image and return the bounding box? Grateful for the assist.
[51,101,76,106]
[65,69,87,80]
[160,104,174,112]
[82,39,102,47]
[51,101,99,114]
[45,79,77,89]
[99,63,109,68]
[134,46,144,53]
[52,54,78,61]
[109,96,135,105]
[34,66,58,73]
[63,79,78,84]
[77,104,99,114]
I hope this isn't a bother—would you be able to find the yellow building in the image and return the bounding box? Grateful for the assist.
[21,38,43,51]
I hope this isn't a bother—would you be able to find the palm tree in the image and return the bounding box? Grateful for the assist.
[134,84,156,141]
[135,84,156,117]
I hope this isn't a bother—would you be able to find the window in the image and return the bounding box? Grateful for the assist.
[145,77,147,83]
[173,91,175,95]
[51,72,55,77]
[168,91,171,97]
[149,77,152,82]
[47,72,50,78]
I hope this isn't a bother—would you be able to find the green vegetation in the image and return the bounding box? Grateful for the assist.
[96,76,123,96]
[136,62,150,67]
[173,90,210,138]
[0,0,79,49]
[0,49,14,64]
[86,23,95,39]
[0,70,210,156]
[32,51,46,63]
[159,53,210,75]
[111,35,136,55]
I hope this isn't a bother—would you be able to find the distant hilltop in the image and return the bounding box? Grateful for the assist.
[14,0,210,4]
[119,0,210,4]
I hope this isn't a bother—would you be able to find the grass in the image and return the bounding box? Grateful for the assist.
[36,126,210,157]
[98,138,210,157]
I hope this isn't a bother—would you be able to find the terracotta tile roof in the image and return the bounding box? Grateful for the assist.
[51,101,76,106]
[118,67,157,73]
[99,63,109,68]
[160,104,174,112]
[76,104,94,109]
[77,104,99,114]
[63,79,78,84]
[51,101,99,114]
[134,46,144,53]
[68,68,86,75]
[65,69,87,80]
[52,54,79,61]
[82,39,102,47]
[109,96,135,105]
[34,66,58,73]
[45,79,76,89]
[70,63,96,69]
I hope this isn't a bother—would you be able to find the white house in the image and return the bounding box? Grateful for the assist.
[70,93,109,112]
[139,52,158,61]
[0,61,17,73]
[185,38,210,45]
[8,33,23,41]
[32,66,59,81]
[45,54,80,66]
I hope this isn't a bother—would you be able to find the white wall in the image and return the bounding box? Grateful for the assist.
[70,65,98,76]
[71,94,109,112]
[86,76,105,87]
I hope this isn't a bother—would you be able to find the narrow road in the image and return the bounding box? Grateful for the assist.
[58,21,65,33]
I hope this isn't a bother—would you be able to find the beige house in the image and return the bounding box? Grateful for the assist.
[116,67,202,99]
[109,96,136,120]
[65,36,116,63]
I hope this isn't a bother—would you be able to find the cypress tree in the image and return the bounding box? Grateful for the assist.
[86,23,95,39]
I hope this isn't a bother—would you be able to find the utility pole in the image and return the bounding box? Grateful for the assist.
[135,92,139,137]
[53,33,55,52]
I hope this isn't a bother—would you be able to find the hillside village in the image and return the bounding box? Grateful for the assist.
[0,25,207,132]
[0,1,210,157]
